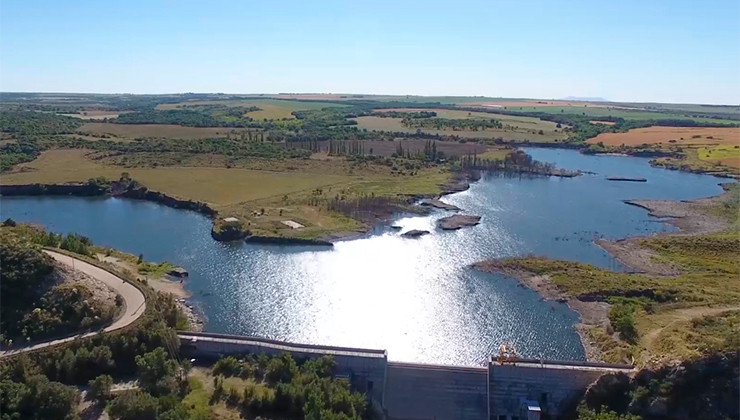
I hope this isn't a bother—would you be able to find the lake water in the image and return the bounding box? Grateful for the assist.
[0,148,728,365]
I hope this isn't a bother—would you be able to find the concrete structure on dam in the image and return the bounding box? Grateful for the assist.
[179,331,633,420]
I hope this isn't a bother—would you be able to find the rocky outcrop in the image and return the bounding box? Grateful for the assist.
[419,199,460,211]
[117,186,217,217]
[0,181,217,218]
[437,215,481,230]
[211,224,249,242]
[580,352,738,420]
[401,229,430,238]
[0,183,108,196]
[441,170,480,196]
[244,236,333,246]
[167,267,189,277]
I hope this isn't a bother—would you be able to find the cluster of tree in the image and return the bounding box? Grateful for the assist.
[614,118,740,130]
[0,222,195,419]
[574,352,738,420]
[0,140,41,171]
[401,117,504,131]
[211,353,367,419]
[0,229,54,338]
[454,149,567,176]
[390,139,444,162]
[0,373,80,420]
[28,229,93,256]
[373,110,436,119]
[0,92,222,112]
[18,284,118,342]
[55,135,311,160]
[0,227,116,342]
[114,109,232,127]
[0,290,186,418]
[0,111,82,135]
[328,194,412,224]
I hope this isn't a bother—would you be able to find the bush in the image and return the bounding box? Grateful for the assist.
[109,391,158,420]
[213,356,241,377]
[265,353,298,385]
[609,303,638,343]
[88,374,113,403]
[135,348,179,396]
[0,375,80,420]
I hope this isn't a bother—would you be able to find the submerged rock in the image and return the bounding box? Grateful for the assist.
[437,215,481,230]
[401,229,430,238]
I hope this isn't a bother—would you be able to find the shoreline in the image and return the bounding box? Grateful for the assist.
[97,254,205,332]
[471,261,610,361]
[472,183,736,362]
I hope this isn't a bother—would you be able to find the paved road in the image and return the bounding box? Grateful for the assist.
[0,250,146,358]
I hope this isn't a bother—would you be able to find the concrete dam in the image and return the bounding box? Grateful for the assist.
[179,331,633,420]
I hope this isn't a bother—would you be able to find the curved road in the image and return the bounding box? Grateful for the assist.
[0,250,146,358]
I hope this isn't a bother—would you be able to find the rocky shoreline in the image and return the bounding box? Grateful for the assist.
[0,182,217,218]
[472,260,610,361]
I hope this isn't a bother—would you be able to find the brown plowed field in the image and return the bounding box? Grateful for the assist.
[587,126,740,146]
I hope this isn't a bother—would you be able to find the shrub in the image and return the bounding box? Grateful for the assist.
[609,303,638,343]
[88,374,113,403]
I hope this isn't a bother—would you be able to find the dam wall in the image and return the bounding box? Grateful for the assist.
[178,331,633,420]
[488,358,633,419]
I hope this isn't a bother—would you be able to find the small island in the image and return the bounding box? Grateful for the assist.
[419,198,460,211]
[606,176,647,182]
[437,215,482,230]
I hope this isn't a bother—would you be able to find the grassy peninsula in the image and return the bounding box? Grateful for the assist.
[475,183,739,366]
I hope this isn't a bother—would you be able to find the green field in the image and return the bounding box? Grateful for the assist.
[697,144,740,168]
[157,98,346,120]
[354,108,567,142]
[481,105,740,124]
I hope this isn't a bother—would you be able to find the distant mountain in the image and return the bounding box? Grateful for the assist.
[560,96,608,102]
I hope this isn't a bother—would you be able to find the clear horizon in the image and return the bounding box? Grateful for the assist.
[1,0,739,105]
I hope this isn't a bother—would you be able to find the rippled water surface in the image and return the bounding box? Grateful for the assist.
[0,148,728,365]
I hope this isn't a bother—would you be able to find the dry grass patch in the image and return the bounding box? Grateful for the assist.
[1,149,351,206]
[588,126,740,146]
[60,110,132,120]
[77,122,249,139]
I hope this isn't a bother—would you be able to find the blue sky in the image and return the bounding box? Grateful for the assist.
[1,0,738,104]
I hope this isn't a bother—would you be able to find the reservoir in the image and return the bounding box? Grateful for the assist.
[0,148,728,365]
